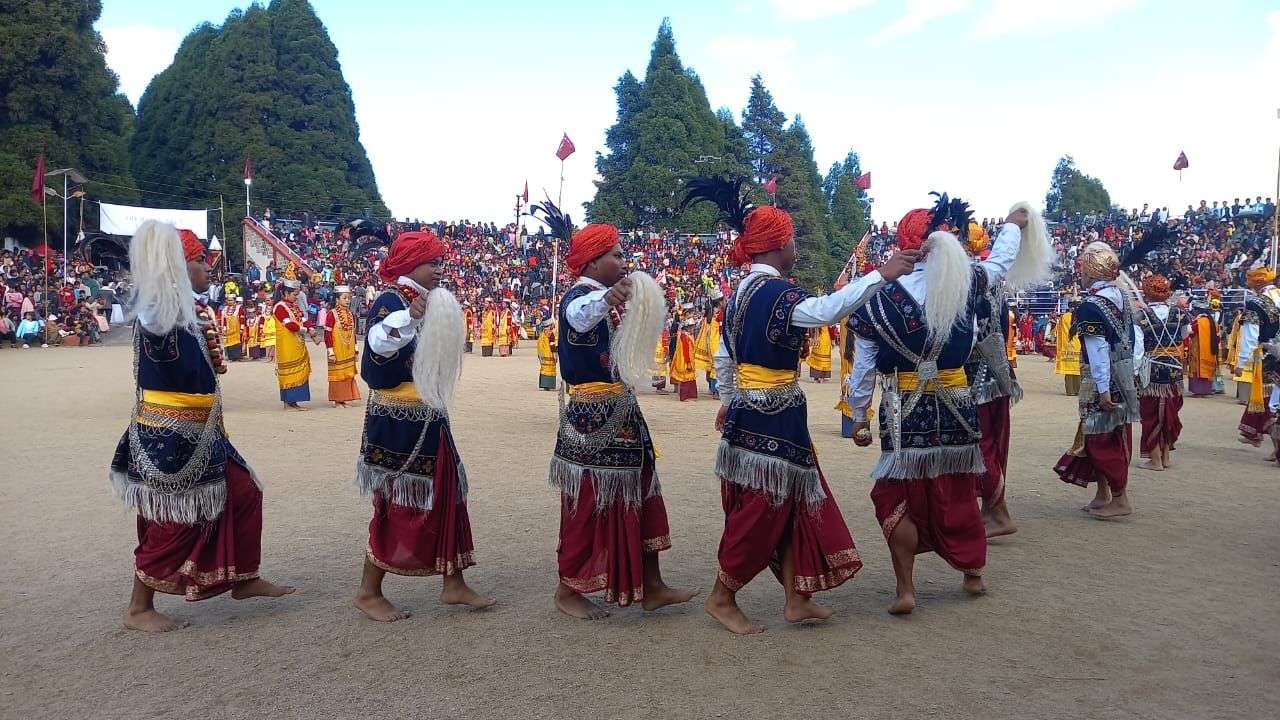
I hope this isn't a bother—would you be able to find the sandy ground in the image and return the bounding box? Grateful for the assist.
[1,338,1278,720]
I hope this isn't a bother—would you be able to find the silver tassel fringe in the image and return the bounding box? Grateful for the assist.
[110,469,226,524]
[354,459,468,511]
[869,445,986,482]
[714,441,825,507]
[548,456,654,512]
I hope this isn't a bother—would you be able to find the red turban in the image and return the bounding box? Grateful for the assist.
[178,229,205,262]
[378,230,448,283]
[896,209,933,252]
[565,224,620,276]
[728,206,793,266]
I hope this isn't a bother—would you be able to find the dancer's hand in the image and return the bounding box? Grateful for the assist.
[879,250,921,281]
[409,294,427,319]
[604,277,632,307]
[1098,391,1117,410]
[715,404,728,432]
[1005,208,1030,229]
[852,421,873,446]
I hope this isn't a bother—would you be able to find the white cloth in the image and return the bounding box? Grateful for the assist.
[713,264,886,404]
[848,223,1022,421]
[1148,303,1192,341]
[564,276,610,333]
[366,276,429,356]
[1236,286,1275,367]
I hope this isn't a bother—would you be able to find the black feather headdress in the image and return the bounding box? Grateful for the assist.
[678,176,754,233]
[528,196,574,244]
[1120,220,1171,268]
[926,192,973,243]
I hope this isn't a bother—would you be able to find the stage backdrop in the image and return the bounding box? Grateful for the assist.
[99,203,208,239]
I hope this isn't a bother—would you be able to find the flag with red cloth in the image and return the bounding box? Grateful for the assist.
[1173,152,1189,171]
[30,154,45,204]
[556,133,576,161]
[244,156,254,180]
[764,176,778,195]
[855,172,871,190]
[522,181,529,203]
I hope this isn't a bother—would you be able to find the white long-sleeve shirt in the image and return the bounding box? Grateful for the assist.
[1080,282,1144,394]
[848,223,1021,421]
[366,276,430,356]
[713,264,886,403]
[563,276,611,333]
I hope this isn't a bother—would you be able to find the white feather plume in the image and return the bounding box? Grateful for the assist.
[1004,201,1053,289]
[127,220,198,335]
[412,287,466,412]
[610,271,666,389]
[922,231,972,339]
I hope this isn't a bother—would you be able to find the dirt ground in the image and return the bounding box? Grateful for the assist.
[1,339,1277,720]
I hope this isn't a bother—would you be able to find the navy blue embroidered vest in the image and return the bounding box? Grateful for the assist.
[1072,294,1135,350]
[716,274,822,502]
[722,275,812,369]
[136,327,217,393]
[557,282,615,386]
[849,268,985,375]
[1243,294,1280,344]
[360,288,416,389]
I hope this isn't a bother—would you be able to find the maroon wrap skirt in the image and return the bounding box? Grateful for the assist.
[976,397,1010,508]
[367,437,475,576]
[135,459,262,601]
[871,473,986,575]
[1054,424,1131,494]
[557,466,670,607]
[1139,394,1183,456]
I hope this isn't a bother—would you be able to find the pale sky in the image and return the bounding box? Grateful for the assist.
[98,0,1280,225]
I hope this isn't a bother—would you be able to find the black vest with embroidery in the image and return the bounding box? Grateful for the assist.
[1139,304,1188,391]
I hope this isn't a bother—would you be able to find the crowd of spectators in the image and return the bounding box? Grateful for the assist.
[1,247,128,350]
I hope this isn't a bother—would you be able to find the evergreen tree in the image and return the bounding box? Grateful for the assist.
[0,0,137,242]
[825,151,869,269]
[1044,154,1111,217]
[741,75,786,185]
[131,0,386,264]
[586,19,739,230]
[772,119,834,286]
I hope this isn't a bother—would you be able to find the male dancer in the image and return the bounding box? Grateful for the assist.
[353,230,493,622]
[112,221,293,632]
[1053,240,1149,518]
[960,221,1022,538]
[849,197,1030,614]
[530,200,695,620]
[1235,263,1280,450]
[683,177,918,633]
[1136,274,1190,471]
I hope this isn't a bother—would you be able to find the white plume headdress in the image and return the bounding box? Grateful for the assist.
[127,220,198,336]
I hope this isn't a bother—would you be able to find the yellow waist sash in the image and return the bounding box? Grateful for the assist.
[895,367,968,391]
[373,382,421,402]
[738,364,799,389]
[139,390,215,424]
[567,381,625,397]
[1152,347,1183,358]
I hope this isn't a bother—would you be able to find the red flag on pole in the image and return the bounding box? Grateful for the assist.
[30,154,45,204]
[855,172,871,190]
[244,156,254,180]
[1172,151,1189,171]
[522,181,529,203]
[556,133,576,161]
[764,176,778,195]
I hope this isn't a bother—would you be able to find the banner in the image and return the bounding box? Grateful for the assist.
[99,203,208,239]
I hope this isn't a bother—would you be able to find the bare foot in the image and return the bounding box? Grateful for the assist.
[963,574,987,595]
[983,503,1018,538]
[231,578,296,599]
[641,584,698,611]
[354,592,410,622]
[123,608,188,632]
[1082,487,1111,512]
[285,403,309,412]
[1088,495,1133,519]
[784,596,834,623]
[887,592,916,615]
[441,583,496,609]
[555,585,609,620]
[1138,460,1165,472]
[704,594,764,634]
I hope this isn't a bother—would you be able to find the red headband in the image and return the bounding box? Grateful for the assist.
[565,224,620,276]
[378,230,448,283]
[728,206,793,266]
[178,229,205,262]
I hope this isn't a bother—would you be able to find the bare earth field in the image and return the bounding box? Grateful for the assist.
[1,340,1277,720]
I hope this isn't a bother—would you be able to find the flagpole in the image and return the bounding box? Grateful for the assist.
[1272,144,1279,271]
[62,173,68,281]
[554,158,565,303]
[42,184,48,324]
